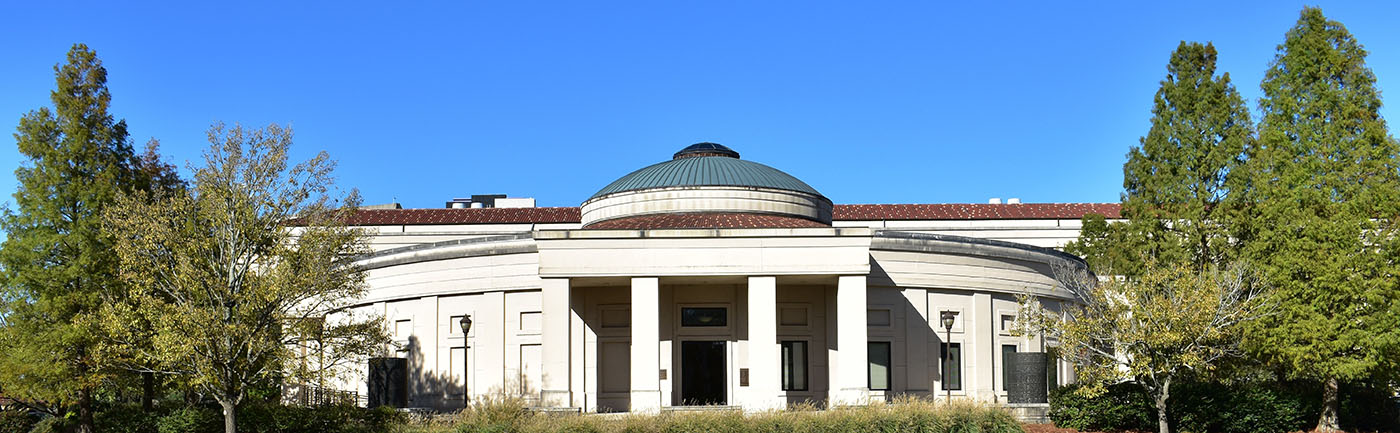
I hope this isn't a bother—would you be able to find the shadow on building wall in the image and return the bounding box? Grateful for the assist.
[400,335,540,411]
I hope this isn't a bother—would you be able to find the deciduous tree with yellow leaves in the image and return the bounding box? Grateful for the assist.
[1019,262,1270,433]
[100,123,389,433]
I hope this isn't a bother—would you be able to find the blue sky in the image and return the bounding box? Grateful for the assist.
[2,1,1398,209]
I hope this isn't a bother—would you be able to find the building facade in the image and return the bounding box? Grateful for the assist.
[334,143,1118,412]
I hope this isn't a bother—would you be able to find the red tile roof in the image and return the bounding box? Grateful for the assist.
[584,213,830,230]
[346,207,581,225]
[833,203,1121,220]
[339,203,1120,226]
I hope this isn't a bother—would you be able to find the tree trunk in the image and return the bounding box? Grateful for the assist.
[143,372,155,412]
[1153,377,1173,433]
[220,399,237,433]
[77,386,95,433]
[1318,376,1341,432]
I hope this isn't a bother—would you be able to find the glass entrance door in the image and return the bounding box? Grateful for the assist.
[680,340,726,405]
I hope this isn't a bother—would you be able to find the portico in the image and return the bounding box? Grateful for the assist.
[533,227,874,412]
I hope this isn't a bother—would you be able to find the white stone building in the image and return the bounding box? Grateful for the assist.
[333,143,1119,412]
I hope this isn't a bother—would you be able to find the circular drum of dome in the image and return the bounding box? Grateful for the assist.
[580,143,833,229]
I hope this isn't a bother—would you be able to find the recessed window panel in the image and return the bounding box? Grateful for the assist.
[868,341,892,391]
[782,341,808,391]
[942,343,962,391]
[1002,344,1017,391]
[681,307,727,327]
[867,309,891,327]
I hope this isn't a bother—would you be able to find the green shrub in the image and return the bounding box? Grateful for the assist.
[363,405,408,431]
[27,415,74,433]
[0,410,36,433]
[1169,381,1316,433]
[1339,383,1400,433]
[158,406,221,433]
[96,404,159,433]
[1050,379,1400,433]
[232,403,406,433]
[1049,383,1154,432]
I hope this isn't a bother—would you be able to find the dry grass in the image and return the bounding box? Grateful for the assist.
[391,395,1023,433]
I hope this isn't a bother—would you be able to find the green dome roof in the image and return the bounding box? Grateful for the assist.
[587,145,825,201]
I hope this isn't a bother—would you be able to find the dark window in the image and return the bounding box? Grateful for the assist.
[941,343,962,391]
[1002,345,1017,391]
[680,307,727,327]
[781,341,808,391]
[1047,351,1059,390]
[868,342,892,391]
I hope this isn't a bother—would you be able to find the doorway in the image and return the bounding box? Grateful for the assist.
[679,340,726,405]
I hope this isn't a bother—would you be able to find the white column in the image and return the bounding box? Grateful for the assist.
[476,292,506,400]
[630,277,661,413]
[971,292,994,400]
[569,289,586,409]
[903,288,930,394]
[746,276,781,411]
[830,275,869,406]
[540,278,571,407]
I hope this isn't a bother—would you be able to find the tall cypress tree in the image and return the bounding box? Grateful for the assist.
[0,44,145,433]
[1066,41,1252,278]
[1238,7,1400,431]
[1124,41,1252,269]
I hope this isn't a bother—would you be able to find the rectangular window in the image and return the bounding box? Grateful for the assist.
[1002,344,1017,391]
[680,307,727,327]
[781,341,808,391]
[868,341,892,391]
[941,343,962,391]
[1047,351,1059,390]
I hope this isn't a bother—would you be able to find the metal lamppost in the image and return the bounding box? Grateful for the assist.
[940,311,959,406]
[458,315,473,409]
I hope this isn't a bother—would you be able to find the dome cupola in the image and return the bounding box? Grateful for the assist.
[581,143,832,229]
[672,142,740,159]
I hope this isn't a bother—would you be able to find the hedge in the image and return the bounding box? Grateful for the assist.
[1049,380,1398,433]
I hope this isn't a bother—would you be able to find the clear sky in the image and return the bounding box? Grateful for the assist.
[2,1,1398,209]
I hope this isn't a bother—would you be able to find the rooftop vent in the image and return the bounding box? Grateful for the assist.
[445,194,535,209]
[1006,198,1021,204]
[988,198,1002,204]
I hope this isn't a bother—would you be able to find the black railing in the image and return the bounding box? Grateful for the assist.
[284,383,359,407]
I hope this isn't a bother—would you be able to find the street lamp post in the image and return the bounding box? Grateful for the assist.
[458,315,473,410]
[940,311,959,406]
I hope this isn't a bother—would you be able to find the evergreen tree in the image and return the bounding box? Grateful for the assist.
[1066,41,1252,278]
[1125,41,1252,269]
[1063,41,1257,433]
[0,44,147,432]
[1237,7,1400,431]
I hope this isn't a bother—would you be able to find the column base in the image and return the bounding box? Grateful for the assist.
[828,387,870,407]
[541,390,572,408]
[629,390,662,413]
